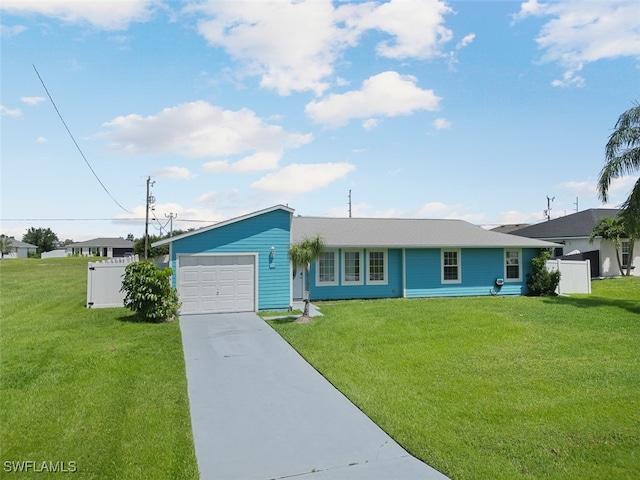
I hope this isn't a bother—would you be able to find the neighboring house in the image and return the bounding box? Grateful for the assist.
[509,208,637,277]
[2,239,37,258]
[153,205,558,315]
[66,238,134,258]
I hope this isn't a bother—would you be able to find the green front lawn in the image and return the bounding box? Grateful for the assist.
[270,278,640,480]
[0,258,198,479]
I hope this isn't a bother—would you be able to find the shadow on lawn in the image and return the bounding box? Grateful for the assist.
[542,295,640,316]
[268,317,298,325]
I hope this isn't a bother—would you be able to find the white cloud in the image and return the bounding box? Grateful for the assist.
[21,96,46,106]
[362,118,379,130]
[323,203,405,218]
[557,176,638,205]
[0,105,22,117]
[456,33,475,50]
[251,162,355,193]
[188,0,353,95]
[417,201,455,216]
[197,189,239,204]
[203,151,282,173]
[305,71,440,128]
[514,0,640,87]
[152,166,194,179]
[557,179,596,196]
[114,202,223,232]
[187,0,454,95]
[1,0,157,30]
[415,201,486,223]
[434,117,451,130]
[99,101,312,166]
[36,136,47,143]
[348,0,454,59]
[0,24,26,37]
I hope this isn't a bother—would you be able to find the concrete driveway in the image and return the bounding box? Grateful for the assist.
[180,312,449,480]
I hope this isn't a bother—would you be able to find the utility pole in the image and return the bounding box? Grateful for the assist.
[544,195,555,221]
[574,197,579,213]
[144,176,155,260]
[348,190,352,218]
[165,212,177,237]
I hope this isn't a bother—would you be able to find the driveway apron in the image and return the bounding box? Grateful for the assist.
[180,313,449,480]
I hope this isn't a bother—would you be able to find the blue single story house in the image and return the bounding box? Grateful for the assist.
[153,205,558,315]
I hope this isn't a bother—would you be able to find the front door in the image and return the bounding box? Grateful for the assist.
[293,268,304,300]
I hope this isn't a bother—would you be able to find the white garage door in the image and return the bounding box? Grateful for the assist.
[178,255,255,314]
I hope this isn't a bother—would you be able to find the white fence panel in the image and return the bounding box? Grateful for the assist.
[546,259,591,295]
[87,255,138,308]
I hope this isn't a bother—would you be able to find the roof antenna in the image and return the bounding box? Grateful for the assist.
[544,195,555,221]
[348,189,352,218]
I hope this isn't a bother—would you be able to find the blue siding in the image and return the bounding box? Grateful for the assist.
[309,248,403,300]
[170,209,291,310]
[404,247,538,298]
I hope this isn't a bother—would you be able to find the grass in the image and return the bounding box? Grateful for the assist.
[0,257,198,479]
[270,277,640,480]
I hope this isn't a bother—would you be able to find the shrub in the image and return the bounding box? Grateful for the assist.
[526,249,561,296]
[121,261,181,322]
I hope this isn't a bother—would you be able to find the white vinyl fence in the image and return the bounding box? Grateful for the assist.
[546,259,591,295]
[87,255,139,308]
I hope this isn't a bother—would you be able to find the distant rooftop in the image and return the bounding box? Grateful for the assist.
[510,208,619,239]
[490,224,530,234]
[68,237,134,248]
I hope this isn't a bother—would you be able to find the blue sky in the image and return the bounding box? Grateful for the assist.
[1,0,639,242]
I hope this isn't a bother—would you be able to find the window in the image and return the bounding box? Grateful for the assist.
[316,250,337,286]
[622,241,630,267]
[441,249,461,284]
[505,249,522,281]
[367,250,387,285]
[342,250,363,285]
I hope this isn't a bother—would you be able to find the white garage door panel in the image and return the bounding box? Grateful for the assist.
[183,271,199,282]
[178,255,255,314]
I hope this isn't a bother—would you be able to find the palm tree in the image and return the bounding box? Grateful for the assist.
[598,102,640,214]
[288,235,325,323]
[617,206,639,275]
[0,235,13,259]
[589,217,625,275]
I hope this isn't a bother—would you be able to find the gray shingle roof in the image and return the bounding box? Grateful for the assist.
[292,216,558,248]
[6,239,37,248]
[510,208,619,239]
[68,237,134,248]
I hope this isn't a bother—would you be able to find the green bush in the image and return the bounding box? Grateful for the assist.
[121,261,181,322]
[526,249,561,296]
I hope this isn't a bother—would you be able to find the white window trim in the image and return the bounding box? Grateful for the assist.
[316,249,338,286]
[342,249,364,286]
[441,249,462,284]
[504,248,522,282]
[367,249,388,285]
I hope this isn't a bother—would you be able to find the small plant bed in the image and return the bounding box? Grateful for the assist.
[0,258,198,479]
[270,277,640,480]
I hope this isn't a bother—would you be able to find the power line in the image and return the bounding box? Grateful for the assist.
[1,218,218,223]
[32,64,132,214]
